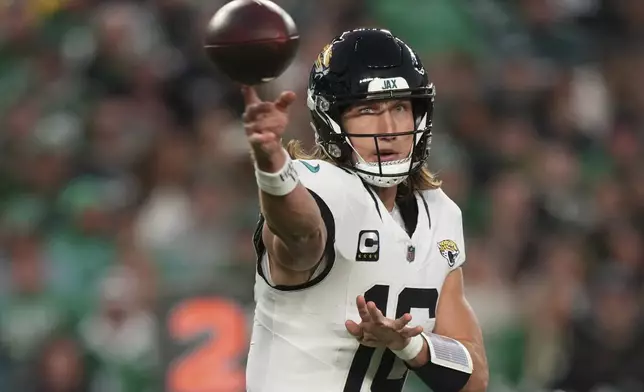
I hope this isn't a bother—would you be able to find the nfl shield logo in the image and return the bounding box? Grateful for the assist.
[406,245,416,262]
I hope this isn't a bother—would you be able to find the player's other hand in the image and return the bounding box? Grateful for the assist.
[345,295,424,350]
[242,85,296,172]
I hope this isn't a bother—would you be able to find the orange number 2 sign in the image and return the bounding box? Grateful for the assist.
[167,297,247,392]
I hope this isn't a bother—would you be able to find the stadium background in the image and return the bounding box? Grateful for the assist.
[1,0,643,391]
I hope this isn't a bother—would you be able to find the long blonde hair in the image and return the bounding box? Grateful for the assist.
[285,139,441,196]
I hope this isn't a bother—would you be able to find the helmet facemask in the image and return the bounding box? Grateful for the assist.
[308,86,434,188]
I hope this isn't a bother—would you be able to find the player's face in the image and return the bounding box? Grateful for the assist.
[342,99,415,163]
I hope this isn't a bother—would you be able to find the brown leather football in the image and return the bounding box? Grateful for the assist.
[204,0,299,85]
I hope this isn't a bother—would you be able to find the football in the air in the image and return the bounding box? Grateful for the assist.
[204,0,299,85]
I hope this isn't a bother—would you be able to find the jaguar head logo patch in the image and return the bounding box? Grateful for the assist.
[437,239,460,267]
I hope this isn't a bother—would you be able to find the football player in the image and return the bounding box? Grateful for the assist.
[244,28,488,392]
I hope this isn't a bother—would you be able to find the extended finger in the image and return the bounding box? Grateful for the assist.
[242,85,261,106]
[345,320,363,339]
[274,91,296,111]
[366,301,387,325]
[242,102,274,123]
[356,295,370,322]
[392,313,412,331]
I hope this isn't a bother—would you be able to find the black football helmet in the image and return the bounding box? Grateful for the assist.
[307,28,435,187]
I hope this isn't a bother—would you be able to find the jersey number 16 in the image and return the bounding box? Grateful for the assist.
[343,285,438,392]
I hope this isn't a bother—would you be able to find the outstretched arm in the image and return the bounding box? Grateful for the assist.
[242,86,326,284]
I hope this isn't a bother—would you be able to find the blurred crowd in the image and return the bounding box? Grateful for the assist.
[0,0,643,391]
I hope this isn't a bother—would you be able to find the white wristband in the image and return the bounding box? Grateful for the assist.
[255,150,300,196]
[391,334,424,361]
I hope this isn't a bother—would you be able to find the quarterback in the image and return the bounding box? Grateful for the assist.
[244,29,488,392]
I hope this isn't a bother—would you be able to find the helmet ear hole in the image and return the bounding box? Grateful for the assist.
[328,143,342,158]
[327,132,353,163]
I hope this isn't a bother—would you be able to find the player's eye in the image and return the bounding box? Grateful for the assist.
[393,102,408,112]
[358,106,376,114]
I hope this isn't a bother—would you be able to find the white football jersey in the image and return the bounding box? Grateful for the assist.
[246,159,466,392]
